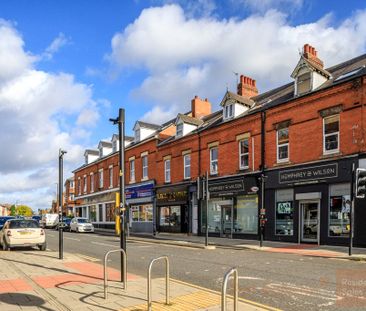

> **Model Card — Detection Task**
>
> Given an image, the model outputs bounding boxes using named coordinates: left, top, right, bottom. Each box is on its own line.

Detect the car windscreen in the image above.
left=0, top=217, right=15, bottom=225
left=9, top=220, right=39, bottom=229
left=77, top=219, right=90, bottom=223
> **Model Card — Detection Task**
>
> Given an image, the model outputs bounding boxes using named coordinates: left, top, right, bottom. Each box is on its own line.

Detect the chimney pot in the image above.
left=304, top=44, right=309, bottom=53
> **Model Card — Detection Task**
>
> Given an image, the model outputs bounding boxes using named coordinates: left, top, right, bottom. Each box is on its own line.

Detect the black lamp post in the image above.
left=59, top=149, right=67, bottom=260
left=109, top=108, right=126, bottom=282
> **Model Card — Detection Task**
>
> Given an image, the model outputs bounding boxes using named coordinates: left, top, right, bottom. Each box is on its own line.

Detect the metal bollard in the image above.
left=221, top=267, right=238, bottom=311
left=147, top=256, right=170, bottom=311
left=104, top=249, right=127, bottom=299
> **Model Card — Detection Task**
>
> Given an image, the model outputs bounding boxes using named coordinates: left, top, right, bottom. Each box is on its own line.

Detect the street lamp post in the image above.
left=59, top=149, right=67, bottom=260
left=110, top=108, right=126, bottom=282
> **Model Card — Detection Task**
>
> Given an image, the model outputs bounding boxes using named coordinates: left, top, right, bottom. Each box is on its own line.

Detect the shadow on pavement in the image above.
left=0, top=293, right=54, bottom=311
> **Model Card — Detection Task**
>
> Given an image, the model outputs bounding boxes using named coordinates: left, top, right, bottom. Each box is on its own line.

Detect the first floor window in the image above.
left=210, top=147, right=218, bottom=174
left=329, top=183, right=350, bottom=237
left=184, top=154, right=191, bottom=179
left=142, top=155, right=148, bottom=179
left=275, top=189, right=294, bottom=236
left=239, top=139, right=249, bottom=169
left=98, top=169, right=103, bottom=188
left=277, top=127, right=289, bottom=162
left=90, top=173, right=94, bottom=192
left=165, top=159, right=171, bottom=182
left=109, top=166, right=113, bottom=188
left=83, top=176, right=87, bottom=193
left=130, top=160, right=135, bottom=182
left=78, top=178, right=81, bottom=195
left=324, top=115, right=339, bottom=154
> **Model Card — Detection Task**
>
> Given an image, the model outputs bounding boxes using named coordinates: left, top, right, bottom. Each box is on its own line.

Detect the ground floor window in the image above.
left=236, top=195, right=258, bottom=234
left=131, top=204, right=153, bottom=222
left=159, top=206, right=181, bottom=230
left=329, top=183, right=350, bottom=237
left=89, top=205, right=97, bottom=222
left=105, top=202, right=116, bottom=222
left=275, top=189, right=294, bottom=236
left=98, top=204, right=103, bottom=222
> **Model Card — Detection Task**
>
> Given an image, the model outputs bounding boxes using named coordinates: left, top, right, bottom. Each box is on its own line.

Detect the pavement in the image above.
left=120, top=231, right=366, bottom=261
left=0, top=249, right=278, bottom=311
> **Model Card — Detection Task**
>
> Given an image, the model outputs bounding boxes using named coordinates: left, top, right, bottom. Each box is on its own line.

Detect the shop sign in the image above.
left=156, top=186, right=188, bottom=203
left=84, top=192, right=115, bottom=204
left=208, top=179, right=244, bottom=196
left=126, top=182, right=154, bottom=200
left=279, top=163, right=338, bottom=184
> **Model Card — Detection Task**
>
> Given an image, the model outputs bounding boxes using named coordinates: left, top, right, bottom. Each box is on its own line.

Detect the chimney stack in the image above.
left=191, top=96, right=211, bottom=119
left=303, top=43, right=324, bottom=68
left=237, top=75, right=258, bottom=98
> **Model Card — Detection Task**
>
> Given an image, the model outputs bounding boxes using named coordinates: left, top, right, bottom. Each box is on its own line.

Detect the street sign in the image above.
left=356, top=168, right=366, bottom=199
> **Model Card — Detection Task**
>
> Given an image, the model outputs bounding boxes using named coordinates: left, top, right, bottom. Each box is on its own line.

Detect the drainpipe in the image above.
left=260, top=110, right=267, bottom=247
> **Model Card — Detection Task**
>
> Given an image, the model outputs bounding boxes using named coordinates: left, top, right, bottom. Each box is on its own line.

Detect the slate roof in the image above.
left=220, top=91, right=255, bottom=107
left=135, top=121, right=161, bottom=130
left=177, top=113, right=204, bottom=126
left=84, top=149, right=99, bottom=155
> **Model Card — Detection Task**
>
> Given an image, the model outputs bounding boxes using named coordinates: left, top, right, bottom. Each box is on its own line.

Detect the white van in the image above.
left=41, top=214, right=59, bottom=228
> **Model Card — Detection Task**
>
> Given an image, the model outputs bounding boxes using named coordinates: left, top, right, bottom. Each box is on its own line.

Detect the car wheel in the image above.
left=2, top=240, right=9, bottom=251
left=39, top=242, right=47, bottom=251
left=76, top=227, right=79, bottom=233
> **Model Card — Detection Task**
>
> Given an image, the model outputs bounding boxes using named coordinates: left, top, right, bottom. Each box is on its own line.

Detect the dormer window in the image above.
left=112, top=141, right=117, bottom=153
left=297, top=72, right=311, bottom=96
left=224, top=104, right=234, bottom=119
left=176, top=123, right=183, bottom=137
left=135, top=128, right=140, bottom=142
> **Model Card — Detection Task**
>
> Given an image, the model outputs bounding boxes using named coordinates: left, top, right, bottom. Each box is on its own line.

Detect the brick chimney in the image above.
left=191, top=96, right=211, bottom=119
left=237, top=75, right=258, bottom=98
left=303, top=43, right=324, bottom=68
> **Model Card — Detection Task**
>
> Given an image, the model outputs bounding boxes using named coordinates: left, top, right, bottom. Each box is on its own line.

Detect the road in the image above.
left=45, top=230, right=366, bottom=311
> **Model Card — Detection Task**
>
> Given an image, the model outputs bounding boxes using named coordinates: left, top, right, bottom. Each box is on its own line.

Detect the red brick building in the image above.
left=72, top=44, right=366, bottom=246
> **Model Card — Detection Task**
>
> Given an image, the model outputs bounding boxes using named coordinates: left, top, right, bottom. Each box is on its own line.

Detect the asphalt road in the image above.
left=44, top=230, right=366, bottom=311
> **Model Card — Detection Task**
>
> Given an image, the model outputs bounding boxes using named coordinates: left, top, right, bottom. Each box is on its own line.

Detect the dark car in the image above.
left=0, top=216, right=15, bottom=230
left=32, top=215, right=41, bottom=224
left=57, top=217, right=72, bottom=231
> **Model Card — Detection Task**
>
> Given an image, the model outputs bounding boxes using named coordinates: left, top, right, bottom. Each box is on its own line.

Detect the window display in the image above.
left=329, top=184, right=350, bottom=237
left=236, top=195, right=258, bottom=234
left=159, top=206, right=181, bottom=229
left=275, top=189, right=294, bottom=236
left=131, top=204, right=153, bottom=222
left=105, top=203, right=115, bottom=222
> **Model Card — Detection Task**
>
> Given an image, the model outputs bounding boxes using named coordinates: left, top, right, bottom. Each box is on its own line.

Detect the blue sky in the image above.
left=0, top=0, right=365, bottom=210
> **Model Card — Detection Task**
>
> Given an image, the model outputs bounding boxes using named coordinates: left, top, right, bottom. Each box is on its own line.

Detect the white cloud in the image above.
left=77, top=107, right=100, bottom=126
left=0, top=21, right=100, bottom=211
left=42, top=32, right=69, bottom=60
left=108, top=5, right=366, bottom=123
left=237, top=0, right=304, bottom=13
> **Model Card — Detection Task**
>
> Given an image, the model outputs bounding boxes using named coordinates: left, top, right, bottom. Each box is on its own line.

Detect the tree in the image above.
left=10, top=205, right=16, bottom=216
left=16, top=205, right=33, bottom=217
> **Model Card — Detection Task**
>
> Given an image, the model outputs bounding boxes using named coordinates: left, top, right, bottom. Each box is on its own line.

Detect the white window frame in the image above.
left=176, top=123, right=183, bottom=137
left=239, top=139, right=249, bottom=169
left=130, top=160, right=135, bottom=182
left=210, top=147, right=218, bottom=175
left=142, top=155, right=148, bottom=179
left=277, top=127, right=289, bottom=163
left=98, top=169, right=103, bottom=189
left=135, top=128, right=140, bottom=142
left=109, top=166, right=113, bottom=188
left=78, top=177, right=81, bottom=195
left=323, top=115, right=340, bottom=155
left=83, top=175, right=87, bottom=193
left=224, top=104, right=234, bottom=119
left=165, top=159, right=171, bottom=183
left=184, top=154, right=191, bottom=179
left=90, top=173, right=94, bottom=193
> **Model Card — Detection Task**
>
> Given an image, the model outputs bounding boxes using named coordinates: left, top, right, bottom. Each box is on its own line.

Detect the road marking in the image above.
left=239, top=276, right=265, bottom=281
left=76, top=253, right=100, bottom=262
left=91, top=241, right=119, bottom=248
left=64, top=237, right=81, bottom=241
left=47, top=234, right=55, bottom=237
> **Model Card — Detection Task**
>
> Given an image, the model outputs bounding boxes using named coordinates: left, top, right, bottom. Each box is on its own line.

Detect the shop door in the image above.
left=221, top=205, right=232, bottom=238
left=300, top=201, right=320, bottom=243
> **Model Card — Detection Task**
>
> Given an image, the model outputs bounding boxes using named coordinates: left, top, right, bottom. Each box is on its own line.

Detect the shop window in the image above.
left=275, top=189, right=294, bottom=236
left=109, top=166, right=113, bottom=188
left=236, top=195, right=258, bottom=234
left=130, top=160, right=135, bottom=182
left=142, top=155, right=148, bottom=179
left=239, top=139, right=249, bottom=169
left=329, top=183, right=350, bottom=237
left=89, top=205, right=97, bottom=222
left=323, top=115, right=339, bottom=154
left=277, top=127, right=289, bottom=163
left=210, top=147, right=218, bottom=175
left=90, top=173, right=94, bottom=192
left=184, top=154, right=191, bottom=179
left=131, top=204, right=153, bottom=222
left=98, top=204, right=103, bottom=222
left=165, top=159, right=171, bottom=182
left=105, top=203, right=115, bottom=222
left=159, top=206, right=181, bottom=229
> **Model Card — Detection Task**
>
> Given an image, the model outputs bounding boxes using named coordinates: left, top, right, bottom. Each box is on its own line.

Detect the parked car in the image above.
left=0, top=216, right=15, bottom=230
left=70, top=218, right=94, bottom=233
left=41, top=213, right=59, bottom=228
left=57, top=217, right=72, bottom=231
left=0, top=219, right=47, bottom=251
left=32, top=215, right=41, bottom=224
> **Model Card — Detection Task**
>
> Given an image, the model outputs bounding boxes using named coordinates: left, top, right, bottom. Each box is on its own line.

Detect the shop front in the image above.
left=200, top=175, right=259, bottom=239
left=265, top=158, right=356, bottom=245
left=126, top=181, right=154, bottom=234
left=156, top=184, right=189, bottom=233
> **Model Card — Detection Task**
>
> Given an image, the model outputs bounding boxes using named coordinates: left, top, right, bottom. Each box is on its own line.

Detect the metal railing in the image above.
left=103, top=249, right=127, bottom=299
left=221, top=267, right=239, bottom=311
left=147, top=256, right=170, bottom=311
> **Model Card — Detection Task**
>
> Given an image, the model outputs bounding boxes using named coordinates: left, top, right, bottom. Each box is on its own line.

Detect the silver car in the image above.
left=70, top=217, right=94, bottom=233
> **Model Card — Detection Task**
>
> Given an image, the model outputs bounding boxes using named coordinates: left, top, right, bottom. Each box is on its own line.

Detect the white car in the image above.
left=70, top=217, right=94, bottom=233
left=0, top=219, right=47, bottom=251
left=41, top=213, right=59, bottom=229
